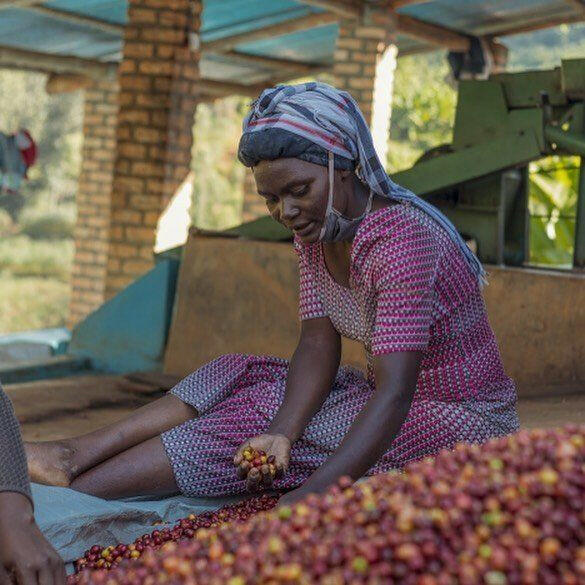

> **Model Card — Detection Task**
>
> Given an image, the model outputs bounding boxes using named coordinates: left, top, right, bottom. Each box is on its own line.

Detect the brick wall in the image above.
left=68, top=79, right=119, bottom=327
left=333, top=18, right=396, bottom=162
left=105, top=0, right=202, bottom=299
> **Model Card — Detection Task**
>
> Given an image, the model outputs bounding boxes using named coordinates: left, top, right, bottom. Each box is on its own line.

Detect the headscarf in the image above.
left=237, top=81, right=486, bottom=285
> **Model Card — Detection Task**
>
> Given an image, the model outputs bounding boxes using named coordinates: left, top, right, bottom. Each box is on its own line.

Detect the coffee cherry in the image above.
left=70, top=426, right=583, bottom=585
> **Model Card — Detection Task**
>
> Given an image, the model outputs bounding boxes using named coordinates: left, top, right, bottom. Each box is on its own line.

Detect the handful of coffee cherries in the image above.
left=234, top=446, right=282, bottom=490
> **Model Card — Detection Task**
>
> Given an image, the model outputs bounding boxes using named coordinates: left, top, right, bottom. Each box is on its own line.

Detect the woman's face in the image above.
left=253, top=158, right=347, bottom=243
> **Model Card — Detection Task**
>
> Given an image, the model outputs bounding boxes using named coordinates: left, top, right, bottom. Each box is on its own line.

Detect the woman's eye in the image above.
left=291, top=186, right=309, bottom=197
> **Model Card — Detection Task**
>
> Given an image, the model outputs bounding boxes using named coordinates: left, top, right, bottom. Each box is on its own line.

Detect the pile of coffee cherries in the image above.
left=71, top=495, right=277, bottom=576
left=77, top=425, right=584, bottom=585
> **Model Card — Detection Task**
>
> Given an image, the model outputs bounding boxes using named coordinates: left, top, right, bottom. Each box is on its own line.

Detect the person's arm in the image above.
left=269, top=316, right=341, bottom=441
left=279, top=351, right=421, bottom=502
left=0, top=385, right=66, bottom=585
left=0, top=386, right=31, bottom=501
left=234, top=317, right=340, bottom=488
left=279, top=217, right=439, bottom=503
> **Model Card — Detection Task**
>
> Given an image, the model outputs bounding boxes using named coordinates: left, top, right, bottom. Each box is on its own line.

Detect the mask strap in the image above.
left=319, top=151, right=336, bottom=240
left=365, top=189, right=374, bottom=215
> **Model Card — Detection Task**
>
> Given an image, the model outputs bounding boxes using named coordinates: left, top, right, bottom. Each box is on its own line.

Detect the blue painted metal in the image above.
left=68, top=259, right=180, bottom=374
left=0, top=355, right=92, bottom=385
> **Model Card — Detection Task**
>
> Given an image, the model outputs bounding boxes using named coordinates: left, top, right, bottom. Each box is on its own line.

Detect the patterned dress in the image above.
left=162, top=203, right=519, bottom=497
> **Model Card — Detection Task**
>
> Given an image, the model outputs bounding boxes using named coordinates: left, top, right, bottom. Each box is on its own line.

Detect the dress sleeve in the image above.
left=0, top=383, right=32, bottom=502
left=370, top=219, right=441, bottom=355
left=294, top=238, right=328, bottom=321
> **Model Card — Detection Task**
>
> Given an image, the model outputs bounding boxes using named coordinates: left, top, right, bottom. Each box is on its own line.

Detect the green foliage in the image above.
left=20, top=214, right=74, bottom=240
left=191, top=96, right=249, bottom=231
left=0, top=276, right=69, bottom=332
left=528, top=156, right=578, bottom=267
left=506, top=23, right=585, bottom=71
left=0, top=235, right=73, bottom=281
left=387, top=51, right=457, bottom=173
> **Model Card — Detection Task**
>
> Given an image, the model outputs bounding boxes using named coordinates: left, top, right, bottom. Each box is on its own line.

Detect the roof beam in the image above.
left=0, top=44, right=274, bottom=98
left=1, top=4, right=328, bottom=76
left=24, top=4, right=123, bottom=35
left=369, top=10, right=471, bottom=52
left=46, top=72, right=93, bottom=94
left=0, top=1, right=38, bottom=7
left=493, top=12, right=585, bottom=37
left=222, top=50, right=328, bottom=75
left=300, top=0, right=470, bottom=52
left=564, top=0, right=585, bottom=15
left=0, top=45, right=116, bottom=79
left=201, top=12, right=338, bottom=53
left=0, top=1, right=123, bottom=35
left=388, top=0, right=430, bottom=8
left=3, top=4, right=333, bottom=77
left=394, top=13, right=470, bottom=52
left=297, top=1, right=360, bottom=19
left=195, top=79, right=267, bottom=98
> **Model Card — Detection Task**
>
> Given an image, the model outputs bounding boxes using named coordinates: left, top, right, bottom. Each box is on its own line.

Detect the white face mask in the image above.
left=318, top=151, right=373, bottom=242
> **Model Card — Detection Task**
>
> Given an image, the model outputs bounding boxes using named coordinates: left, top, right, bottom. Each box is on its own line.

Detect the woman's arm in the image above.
left=268, top=316, right=341, bottom=442
left=0, top=386, right=32, bottom=501
left=281, top=351, right=421, bottom=501
left=0, top=385, right=66, bottom=585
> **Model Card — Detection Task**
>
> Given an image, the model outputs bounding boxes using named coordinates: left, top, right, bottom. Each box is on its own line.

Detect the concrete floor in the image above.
left=7, top=373, right=170, bottom=442
left=517, top=392, right=585, bottom=429
left=7, top=374, right=584, bottom=442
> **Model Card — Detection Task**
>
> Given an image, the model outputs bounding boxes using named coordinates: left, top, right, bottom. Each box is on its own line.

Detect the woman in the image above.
left=26, top=83, right=519, bottom=505
left=0, top=383, right=66, bottom=585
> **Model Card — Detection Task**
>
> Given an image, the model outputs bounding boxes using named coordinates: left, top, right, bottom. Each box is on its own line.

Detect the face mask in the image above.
left=319, top=151, right=373, bottom=242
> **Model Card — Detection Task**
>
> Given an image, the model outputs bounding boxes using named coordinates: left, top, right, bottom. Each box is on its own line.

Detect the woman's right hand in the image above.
left=233, top=434, right=291, bottom=491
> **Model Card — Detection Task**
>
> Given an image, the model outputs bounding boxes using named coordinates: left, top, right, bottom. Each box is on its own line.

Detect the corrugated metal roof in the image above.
left=399, top=0, right=577, bottom=35
left=0, top=0, right=583, bottom=85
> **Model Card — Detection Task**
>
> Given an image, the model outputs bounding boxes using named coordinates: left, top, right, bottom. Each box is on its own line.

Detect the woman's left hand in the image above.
left=277, top=481, right=328, bottom=507
left=277, top=487, right=309, bottom=508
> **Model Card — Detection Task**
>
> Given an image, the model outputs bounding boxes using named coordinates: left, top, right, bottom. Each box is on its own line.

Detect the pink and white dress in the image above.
left=162, top=203, right=519, bottom=497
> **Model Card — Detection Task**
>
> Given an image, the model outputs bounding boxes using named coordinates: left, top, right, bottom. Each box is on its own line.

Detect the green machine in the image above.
left=393, top=58, right=585, bottom=268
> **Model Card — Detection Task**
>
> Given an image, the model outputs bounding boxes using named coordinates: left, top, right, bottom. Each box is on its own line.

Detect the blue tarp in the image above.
left=32, top=483, right=245, bottom=572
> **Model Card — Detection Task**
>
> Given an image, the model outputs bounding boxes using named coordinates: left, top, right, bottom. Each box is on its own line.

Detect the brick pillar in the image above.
left=68, top=79, right=119, bottom=327
left=333, top=19, right=397, bottom=164
left=105, top=0, right=201, bottom=299
left=241, top=168, right=266, bottom=222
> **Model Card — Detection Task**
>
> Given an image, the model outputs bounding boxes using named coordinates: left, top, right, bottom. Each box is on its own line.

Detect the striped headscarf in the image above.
left=238, top=81, right=486, bottom=285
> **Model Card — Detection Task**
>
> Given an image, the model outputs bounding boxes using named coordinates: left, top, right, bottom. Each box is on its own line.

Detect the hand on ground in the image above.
left=0, top=493, right=66, bottom=585
left=233, top=434, right=291, bottom=491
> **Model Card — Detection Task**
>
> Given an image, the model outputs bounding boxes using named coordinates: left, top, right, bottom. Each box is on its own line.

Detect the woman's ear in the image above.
left=338, top=169, right=352, bottom=182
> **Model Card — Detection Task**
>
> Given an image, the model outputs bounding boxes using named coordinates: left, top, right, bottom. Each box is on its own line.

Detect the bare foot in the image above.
left=25, top=440, right=79, bottom=487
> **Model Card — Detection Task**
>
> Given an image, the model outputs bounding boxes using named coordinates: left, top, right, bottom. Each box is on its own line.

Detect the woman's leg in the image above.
left=26, top=394, right=196, bottom=487
left=69, top=436, right=178, bottom=500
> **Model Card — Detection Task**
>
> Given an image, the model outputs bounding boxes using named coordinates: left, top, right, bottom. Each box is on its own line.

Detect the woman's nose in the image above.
left=280, top=198, right=299, bottom=221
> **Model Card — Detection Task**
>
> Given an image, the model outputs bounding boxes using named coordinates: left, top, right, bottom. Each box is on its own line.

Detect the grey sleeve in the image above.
left=0, top=383, right=32, bottom=502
